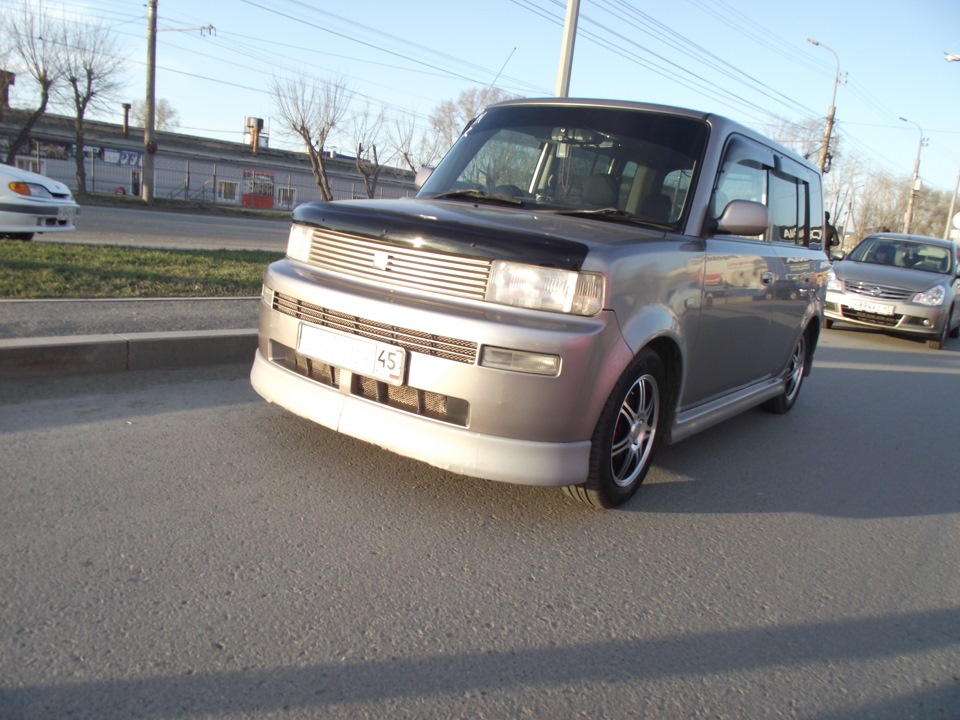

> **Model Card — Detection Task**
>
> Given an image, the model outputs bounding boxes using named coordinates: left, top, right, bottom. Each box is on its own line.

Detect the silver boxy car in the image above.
left=825, top=232, right=960, bottom=349
left=251, top=98, right=829, bottom=508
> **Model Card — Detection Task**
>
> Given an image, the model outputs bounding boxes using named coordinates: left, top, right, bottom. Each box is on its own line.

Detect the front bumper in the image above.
left=250, top=259, right=636, bottom=486
left=0, top=199, right=79, bottom=233
left=824, top=290, right=948, bottom=338
left=251, top=349, right=590, bottom=486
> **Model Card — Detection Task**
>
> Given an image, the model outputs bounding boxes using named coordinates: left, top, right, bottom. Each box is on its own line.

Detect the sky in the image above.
left=15, top=0, right=960, bottom=198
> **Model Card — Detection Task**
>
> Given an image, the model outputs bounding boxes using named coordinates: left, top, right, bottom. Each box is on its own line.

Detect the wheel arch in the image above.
left=640, top=334, right=683, bottom=445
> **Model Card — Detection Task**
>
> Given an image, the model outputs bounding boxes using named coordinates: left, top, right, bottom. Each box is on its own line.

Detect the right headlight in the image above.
left=286, top=224, right=313, bottom=262
left=826, top=268, right=843, bottom=292
left=913, top=284, right=946, bottom=307
left=485, top=260, right=605, bottom=316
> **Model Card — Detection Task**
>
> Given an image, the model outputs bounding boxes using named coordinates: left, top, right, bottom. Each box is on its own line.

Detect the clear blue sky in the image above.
left=50, top=0, right=960, bottom=194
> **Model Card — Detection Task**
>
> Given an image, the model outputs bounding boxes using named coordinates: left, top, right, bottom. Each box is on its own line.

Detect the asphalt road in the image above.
left=42, top=204, right=290, bottom=251
left=2, top=326, right=958, bottom=718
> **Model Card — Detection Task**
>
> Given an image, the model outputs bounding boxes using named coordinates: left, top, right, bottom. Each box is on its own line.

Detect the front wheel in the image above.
left=929, top=304, right=958, bottom=348
left=927, top=319, right=949, bottom=350
left=564, top=348, right=665, bottom=509
left=762, top=332, right=807, bottom=414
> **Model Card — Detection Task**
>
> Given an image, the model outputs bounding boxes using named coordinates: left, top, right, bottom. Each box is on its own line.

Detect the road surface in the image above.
left=1, top=314, right=958, bottom=718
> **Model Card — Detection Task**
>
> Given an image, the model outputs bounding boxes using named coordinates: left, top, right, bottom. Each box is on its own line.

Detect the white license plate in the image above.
left=298, top=325, right=406, bottom=385
left=848, top=299, right=894, bottom=316
left=57, top=206, right=75, bottom=223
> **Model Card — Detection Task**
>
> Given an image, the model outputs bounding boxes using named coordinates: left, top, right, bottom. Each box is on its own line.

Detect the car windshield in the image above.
left=418, top=104, right=709, bottom=230
left=848, top=236, right=954, bottom=274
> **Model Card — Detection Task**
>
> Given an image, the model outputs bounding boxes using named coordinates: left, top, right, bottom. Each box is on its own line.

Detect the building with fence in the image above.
left=0, top=109, right=418, bottom=209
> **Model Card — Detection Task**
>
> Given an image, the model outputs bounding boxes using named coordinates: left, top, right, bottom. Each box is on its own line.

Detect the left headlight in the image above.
left=913, top=284, right=946, bottom=307
left=485, top=260, right=604, bottom=316
left=8, top=181, right=53, bottom=198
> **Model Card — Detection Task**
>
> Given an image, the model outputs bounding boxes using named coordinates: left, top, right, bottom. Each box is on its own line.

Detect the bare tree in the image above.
left=59, top=20, right=124, bottom=195
left=429, top=87, right=516, bottom=156
left=351, top=104, right=386, bottom=199
left=131, top=98, right=180, bottom=131
left=271, top=72, right=352, bottom=201
left=1, top=1, right=65, bottom=164
left=390, top=109, right=443, bottom=174
left=763, top=116, right=824, bottom=168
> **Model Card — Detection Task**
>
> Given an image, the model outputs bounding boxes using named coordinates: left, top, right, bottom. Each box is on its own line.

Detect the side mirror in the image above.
left=414, top=166, right=434, bottom=189
left=715, top=199, right=768, bottom=236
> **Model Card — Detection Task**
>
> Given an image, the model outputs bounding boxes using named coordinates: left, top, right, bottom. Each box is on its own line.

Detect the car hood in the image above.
left=292, top=198, right=668, bottom=271
left=0, top=163, right=73, bottom=197
left=832, top=260, right=952, bottom=292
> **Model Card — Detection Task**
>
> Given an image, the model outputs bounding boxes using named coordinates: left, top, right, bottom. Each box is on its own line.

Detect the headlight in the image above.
left=286, top=224, right=313, bottom=262
left=485, top=260, right=604, bottom=316
left=826, top=269, right=843, bottom=292
left=913, top=284, right=946, bottom=306
left=8, top=181, right=53, bottom=198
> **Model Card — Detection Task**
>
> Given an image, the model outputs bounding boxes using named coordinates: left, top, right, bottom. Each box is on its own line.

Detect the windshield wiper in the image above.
left=553, top=207, right=668, bottom=226
left=427, top=188, right=523, bottom=206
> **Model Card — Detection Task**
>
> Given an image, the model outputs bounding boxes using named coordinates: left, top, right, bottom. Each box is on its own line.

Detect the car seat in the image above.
left=639, top=193, right=672, bottom=222
left=583, top=175, right=618, bottom=207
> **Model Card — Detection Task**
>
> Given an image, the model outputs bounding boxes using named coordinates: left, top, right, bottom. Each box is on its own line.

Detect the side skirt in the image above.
left=667, top=376, right=785, bottom=445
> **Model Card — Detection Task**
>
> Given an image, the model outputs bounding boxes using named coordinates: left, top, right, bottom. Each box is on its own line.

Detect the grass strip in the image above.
left=0, top=242, right=283, bottom=299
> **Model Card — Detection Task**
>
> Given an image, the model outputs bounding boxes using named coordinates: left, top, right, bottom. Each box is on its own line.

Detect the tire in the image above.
left=1, top=232, right=34, bottom=241
left=927, top=320, right=948, bottom=350
left=948, top=305, right=959, bottom=339
left=762, top=332, right=807, bottom=414
left=564, top=348, right=664, bottom=509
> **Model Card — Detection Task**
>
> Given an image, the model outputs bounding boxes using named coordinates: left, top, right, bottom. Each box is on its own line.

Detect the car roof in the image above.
left=862, top=232, right=954, bottom=248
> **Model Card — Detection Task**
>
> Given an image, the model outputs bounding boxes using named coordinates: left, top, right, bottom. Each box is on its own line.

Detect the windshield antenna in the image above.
left=488, top=47, right=517, bottom=90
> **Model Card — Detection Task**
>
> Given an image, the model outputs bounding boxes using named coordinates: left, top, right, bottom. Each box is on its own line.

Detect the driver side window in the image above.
left=714, top=160, right=766, bottom=219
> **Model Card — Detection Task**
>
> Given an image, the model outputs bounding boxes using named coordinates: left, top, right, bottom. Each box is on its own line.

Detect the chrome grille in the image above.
left=305, top=227, right=492, bottom=300
left=273, top=292, right=478, bottom=364
left=843, top=281, right=912, bottom=301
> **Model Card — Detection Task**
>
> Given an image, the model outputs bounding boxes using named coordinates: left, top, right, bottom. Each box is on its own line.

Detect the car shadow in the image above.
left=621, top=336, right=960, bottom=519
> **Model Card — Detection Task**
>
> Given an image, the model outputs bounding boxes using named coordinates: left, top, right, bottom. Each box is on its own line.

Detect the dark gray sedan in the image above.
left=825, top=232, right=960, bottom=349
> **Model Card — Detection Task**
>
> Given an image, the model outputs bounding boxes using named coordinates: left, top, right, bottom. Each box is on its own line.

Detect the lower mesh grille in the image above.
left=841, top=308, right=902, bottom=327
left=293, top=353, right=466, bottom=426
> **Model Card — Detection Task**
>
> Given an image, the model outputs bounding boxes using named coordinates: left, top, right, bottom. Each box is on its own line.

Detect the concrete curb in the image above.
left=0, top=329, right=257, bottom=377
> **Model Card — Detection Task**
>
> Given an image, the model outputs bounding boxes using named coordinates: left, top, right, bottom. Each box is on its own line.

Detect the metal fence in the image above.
left=19, top=153, right=417, bottom=208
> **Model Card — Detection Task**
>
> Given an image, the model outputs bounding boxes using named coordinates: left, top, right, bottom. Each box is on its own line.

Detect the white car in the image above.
left=0, top=163, right=79, bottom=240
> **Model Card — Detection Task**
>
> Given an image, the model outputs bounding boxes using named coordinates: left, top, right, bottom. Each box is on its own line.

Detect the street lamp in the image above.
left=808, top=38, right=841, bottom=173
left=899, top=116, right=925, bottom=234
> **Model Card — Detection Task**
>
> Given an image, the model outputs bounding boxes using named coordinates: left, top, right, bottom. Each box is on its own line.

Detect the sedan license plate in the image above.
left=298, top=325, right=406, bottom=385
left=57, top=206, right=75, bottom=223
left=848, top=299, right=894, bottom=316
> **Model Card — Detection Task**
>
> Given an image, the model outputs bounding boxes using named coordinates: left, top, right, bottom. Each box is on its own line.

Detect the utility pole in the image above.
left=142, top=0, right=157, bottom=205
left=899, top=116, right=925, bottom=235
left=140, top=2, right=213, bottom=205
left=555, top=0, right=580, bottom=97
left=944, top=167, right=959, bottom=240
left=807, top=38, right=842, bottom=173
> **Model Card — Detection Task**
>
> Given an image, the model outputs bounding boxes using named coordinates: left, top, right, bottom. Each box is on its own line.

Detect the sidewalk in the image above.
left=0, top=297, right=260, bottom=377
